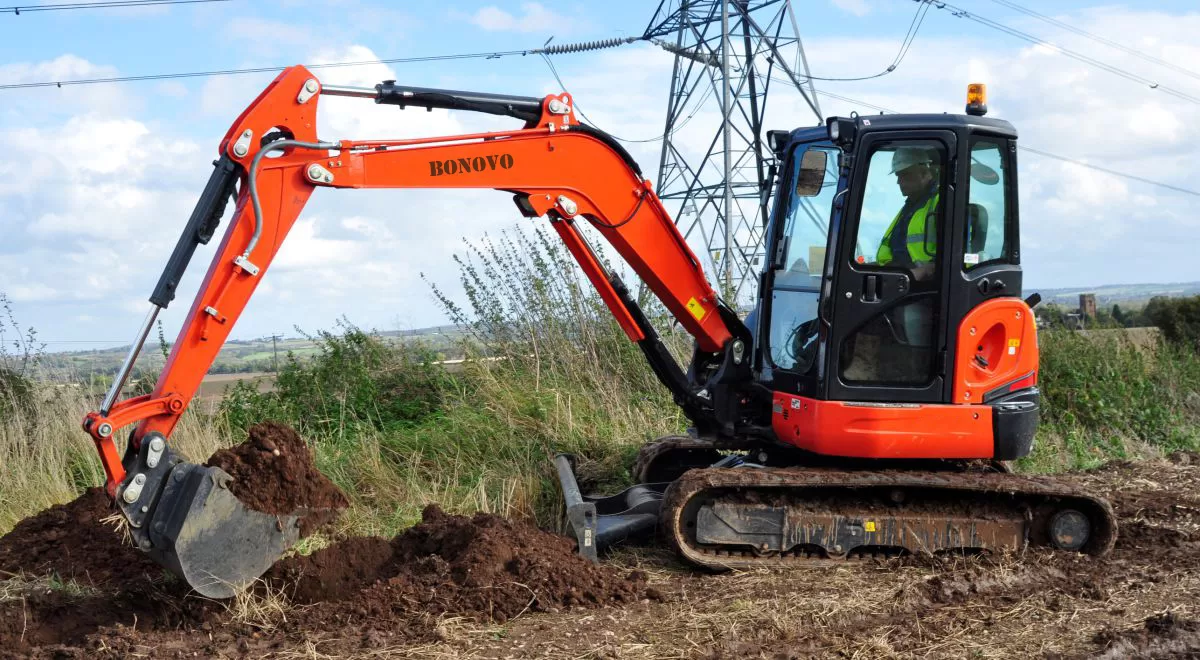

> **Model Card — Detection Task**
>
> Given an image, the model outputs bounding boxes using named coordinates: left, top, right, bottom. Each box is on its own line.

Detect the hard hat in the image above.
left=890, top=147, right=932, bottom=174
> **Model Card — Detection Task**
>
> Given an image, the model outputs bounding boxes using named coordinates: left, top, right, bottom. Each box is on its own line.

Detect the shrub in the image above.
left=219, top=321, right=453, bottom=436
left=1145, top=295, right=1200, bottom=349
left=0, top=293, right=43, bottom=421
left=1028, top=328, right=1200, bottom=470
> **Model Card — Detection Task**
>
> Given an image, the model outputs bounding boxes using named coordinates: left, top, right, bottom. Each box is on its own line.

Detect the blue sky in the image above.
left=2, top=0, right=1199, bottom=352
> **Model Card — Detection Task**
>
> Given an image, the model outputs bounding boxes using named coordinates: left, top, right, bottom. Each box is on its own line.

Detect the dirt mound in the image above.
left=0, top=488, right=160, bottom=587
left=269, top=505, right=654, bottom=623
left=267, top=536, right=395, bottom=603
left=206, top=422, right=348, bottom=535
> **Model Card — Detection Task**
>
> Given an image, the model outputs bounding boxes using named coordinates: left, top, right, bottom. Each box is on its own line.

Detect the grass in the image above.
left=0, top=383, right=227, bottom=533
left=1019, top=327, right=1200, bottom=472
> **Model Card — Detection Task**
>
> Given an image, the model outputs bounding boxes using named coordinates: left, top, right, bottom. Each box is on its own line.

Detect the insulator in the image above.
left=650, top=38, right=721, bottom=68
left=535, top=36, right=639, bottom=55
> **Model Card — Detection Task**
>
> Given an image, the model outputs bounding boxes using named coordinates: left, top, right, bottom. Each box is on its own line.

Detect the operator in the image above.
left=876, top=146, right=939, bottom=281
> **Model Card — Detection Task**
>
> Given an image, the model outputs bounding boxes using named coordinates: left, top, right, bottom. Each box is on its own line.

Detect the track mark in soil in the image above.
left=205, top=422, right=348, bottom=536
left=1091, top=612, right=1200, bottom=659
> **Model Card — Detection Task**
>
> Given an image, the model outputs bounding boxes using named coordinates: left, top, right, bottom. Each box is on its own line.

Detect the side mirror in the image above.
left=970, top=159, right=1000, bottom=185
left=794, top=150, right=828, bottom=197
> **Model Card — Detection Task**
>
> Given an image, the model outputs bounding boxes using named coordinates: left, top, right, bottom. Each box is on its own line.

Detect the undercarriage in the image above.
left=558, top=436, right=1117, bottom=566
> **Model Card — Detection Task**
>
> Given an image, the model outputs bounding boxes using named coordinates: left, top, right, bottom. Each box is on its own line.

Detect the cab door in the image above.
left=826, top=130, right=957, bottom=403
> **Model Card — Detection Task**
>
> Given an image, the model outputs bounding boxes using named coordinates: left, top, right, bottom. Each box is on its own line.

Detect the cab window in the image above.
left=850, top=140, right=946, bottom=279
left=964, top=140, right=1011, bottom=269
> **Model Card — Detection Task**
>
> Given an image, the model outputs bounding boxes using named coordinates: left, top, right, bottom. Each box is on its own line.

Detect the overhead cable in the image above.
left=986, top=0, right=1200, bottom=83
left=1, top=49, right=536, bottom=90
left=920, top=0, right=1200, bottom=106
left=1, top=0, right=228, bottom=14
left=800, top=0, right=932, bottom=82
left=768, top=76, right=1200, bottom=198
left=1, top=35, right=642, bottom=90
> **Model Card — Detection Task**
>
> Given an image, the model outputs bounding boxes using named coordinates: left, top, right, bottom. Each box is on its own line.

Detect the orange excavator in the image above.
left=82, top=66, right=1115, bottom=597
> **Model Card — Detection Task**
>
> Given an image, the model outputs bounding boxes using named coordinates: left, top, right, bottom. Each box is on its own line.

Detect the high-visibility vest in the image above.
left=876, top=193, right=939, bottom=265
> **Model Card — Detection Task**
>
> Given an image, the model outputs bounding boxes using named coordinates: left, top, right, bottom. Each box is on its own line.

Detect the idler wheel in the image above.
left=1049, top=509, right=1091, bottom=551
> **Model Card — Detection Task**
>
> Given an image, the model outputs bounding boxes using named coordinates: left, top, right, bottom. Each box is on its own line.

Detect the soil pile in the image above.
left=0, top=488, right=159, bottom=587
left=206, top=421, right=348, bottom=535
left=268, top=504, right=654, bottom=623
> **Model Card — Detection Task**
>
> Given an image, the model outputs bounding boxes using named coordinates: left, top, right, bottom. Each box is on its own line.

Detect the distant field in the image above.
left=196, top=372, right=275, bottom=402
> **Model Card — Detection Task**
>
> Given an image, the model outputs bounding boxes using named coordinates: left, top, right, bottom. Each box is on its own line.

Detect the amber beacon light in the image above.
left=966, top=83, right=988, bottom=116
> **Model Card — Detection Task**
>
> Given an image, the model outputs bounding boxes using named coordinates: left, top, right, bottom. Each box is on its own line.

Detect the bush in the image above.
left=1145, top=295, right=1200, bottom=349
left=1027, top=328, right=1200, bottom=470
left=219, top=321, right=453, bottom=437
left=0, top=292, right=43, bottom=421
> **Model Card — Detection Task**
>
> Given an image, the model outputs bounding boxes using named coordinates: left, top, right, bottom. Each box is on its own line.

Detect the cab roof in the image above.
left=786, top=113, right=1018, bottom=145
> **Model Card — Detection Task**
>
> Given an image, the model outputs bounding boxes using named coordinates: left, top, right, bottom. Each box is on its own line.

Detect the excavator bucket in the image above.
left=141, top=462, right=300, bottom=598
left=114, top=440, right=304, bottom=598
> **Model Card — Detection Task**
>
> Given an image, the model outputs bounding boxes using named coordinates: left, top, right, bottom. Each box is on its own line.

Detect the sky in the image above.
left=1, top=0, right=1198, bottom=353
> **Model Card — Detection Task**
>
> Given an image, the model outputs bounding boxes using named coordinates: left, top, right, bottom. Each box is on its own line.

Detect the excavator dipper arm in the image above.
left=79, top=66, right=746, bottom=594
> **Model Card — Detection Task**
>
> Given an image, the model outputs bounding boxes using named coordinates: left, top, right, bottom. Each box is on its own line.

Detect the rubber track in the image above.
left=661, top=467, right=1118, bottom=569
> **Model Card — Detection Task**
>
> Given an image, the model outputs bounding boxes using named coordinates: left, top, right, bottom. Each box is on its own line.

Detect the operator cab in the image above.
left=755, top=89, right=1021, bottom=409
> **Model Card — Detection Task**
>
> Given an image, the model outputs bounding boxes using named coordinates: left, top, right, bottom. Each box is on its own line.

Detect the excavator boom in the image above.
left=82, top=66, right=747, bottom=595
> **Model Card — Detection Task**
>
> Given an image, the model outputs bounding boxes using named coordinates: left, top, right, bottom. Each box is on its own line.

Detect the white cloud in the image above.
left=468, top=2, right=566, bottom=33
left=831, top=0, right=870, bottom=17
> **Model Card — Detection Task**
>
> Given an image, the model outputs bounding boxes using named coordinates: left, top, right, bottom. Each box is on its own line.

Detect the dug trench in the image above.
left=1, top=434, right=1199, bottom=658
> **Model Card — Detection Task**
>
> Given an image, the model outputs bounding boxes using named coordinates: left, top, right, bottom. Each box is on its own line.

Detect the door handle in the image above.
left=863, top=274, right=879, bottom=302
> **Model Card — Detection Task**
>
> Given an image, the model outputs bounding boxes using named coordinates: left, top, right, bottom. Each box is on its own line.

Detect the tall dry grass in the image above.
left=0, top=383, right=227, bottom=534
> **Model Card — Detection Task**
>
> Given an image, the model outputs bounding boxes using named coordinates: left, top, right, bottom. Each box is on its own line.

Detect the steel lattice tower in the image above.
left=643, top=0, right=822, bottom=302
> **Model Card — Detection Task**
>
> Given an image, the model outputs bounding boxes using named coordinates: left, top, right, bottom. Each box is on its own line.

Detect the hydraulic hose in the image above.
left=243, top=138, right=339, bottom=265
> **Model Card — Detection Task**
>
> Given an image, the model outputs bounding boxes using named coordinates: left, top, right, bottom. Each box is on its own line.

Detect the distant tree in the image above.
left=1144, top=295, right=1200, bottom=348
left=1112, top=304, right=1126, bottom=326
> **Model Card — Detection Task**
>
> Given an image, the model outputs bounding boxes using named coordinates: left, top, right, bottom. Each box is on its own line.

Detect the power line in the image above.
left=0, top=48, right=537, bottom=90
left=1016, top=145, right=1200, bottom=198
left=769, top=77, right=1200, bottom=198
left=800, top=0, right=932, bottom=82
left=0, top=35, right=647, bottom=91
left=920, top=0, right=1200, bottom=106
left=985, top=0, right=1200, bottom=84
left=1, top=0, right=227, bottom=14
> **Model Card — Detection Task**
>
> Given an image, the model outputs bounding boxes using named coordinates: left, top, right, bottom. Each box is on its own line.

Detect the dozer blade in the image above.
left=143, top=462, right=299, bottom=598
left=115, top=439, right=301, bottom=598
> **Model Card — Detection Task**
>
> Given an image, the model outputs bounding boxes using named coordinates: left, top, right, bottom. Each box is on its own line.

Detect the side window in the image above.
left=965, top=140, right=1010, bottom=269
left=775, top=146, right=839, bottom=287
left=768, top=145, right=839, bottom=372
left=851, top=141, right=946, bottom=281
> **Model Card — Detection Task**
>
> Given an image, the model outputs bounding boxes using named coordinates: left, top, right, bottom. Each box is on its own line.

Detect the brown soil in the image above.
left=206, top=421, right=348, bottom=535
left=0, top=488, right=160, bottom=587
left=2, top=453, right=1200, bottom=658
left=267, top=505, right=650, bottom=620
